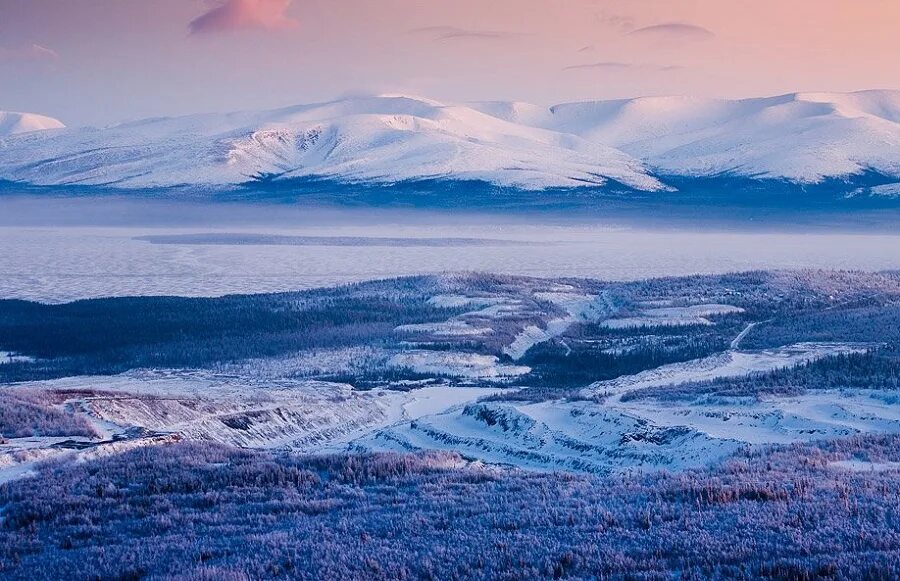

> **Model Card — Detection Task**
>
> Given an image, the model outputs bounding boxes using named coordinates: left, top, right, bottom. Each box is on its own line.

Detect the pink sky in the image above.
left=1, top=0, right=898, bottom=125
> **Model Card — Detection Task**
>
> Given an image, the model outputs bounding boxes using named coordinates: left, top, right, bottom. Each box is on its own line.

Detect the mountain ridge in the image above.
left=2, top=90, right=899, bottom=193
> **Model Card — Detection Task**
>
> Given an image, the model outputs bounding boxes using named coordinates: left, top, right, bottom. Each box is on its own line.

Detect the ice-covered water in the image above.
left=1, top=206, right=899, bottom=302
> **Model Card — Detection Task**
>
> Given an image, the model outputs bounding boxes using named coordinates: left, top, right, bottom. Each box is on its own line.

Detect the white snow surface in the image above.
left=585, top=342, right=869, bottom=396
left=395, top=321, right=490, bottom=337
left=2, top=370, right=503, bottom=451
left=611, top=390, right=900, bottom=447
left=600, top=303, right=744, bottom=329
left=0, top=95, right=661, bottom=191
left=2, top=225, right=900, bottom=304
left=358, top=386, right=900, bottom=475
left=389, top=351, right=530, bottom=380
left=2, top=341, right=897, bottom=479
left=0, top=351, right=34, bottom=364
left=3, top=90, right=900, bottom=189
left=503, top=291, right=614, bottom=359
left=0, top=369, right=504, bottom=483
left=828, top=460, right=900, bottom=473
left=359, top=342, right=895, bottom=474
left=546, top=90, right=900, bottom=182
left=358, top=398, right=745, bottom=474
left=0, top=111, right=64, bottom=137
left=868, top=183, right=900, bottom=197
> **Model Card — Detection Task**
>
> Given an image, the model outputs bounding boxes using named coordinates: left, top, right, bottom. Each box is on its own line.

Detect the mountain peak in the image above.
left=0, top=111, right=65, bottom=137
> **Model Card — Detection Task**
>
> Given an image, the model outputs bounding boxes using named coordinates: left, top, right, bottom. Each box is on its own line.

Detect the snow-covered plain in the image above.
left=3, top=90, right=900, bottom=189
left=2, top=224, right=900, bottom=303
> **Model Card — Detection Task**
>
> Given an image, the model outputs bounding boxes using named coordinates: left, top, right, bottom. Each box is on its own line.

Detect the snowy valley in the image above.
left=3, top=270, right=899, bottom=481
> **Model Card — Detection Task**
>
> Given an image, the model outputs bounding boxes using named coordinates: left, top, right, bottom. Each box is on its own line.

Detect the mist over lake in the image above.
left=1, top=198, right=898, bottom=303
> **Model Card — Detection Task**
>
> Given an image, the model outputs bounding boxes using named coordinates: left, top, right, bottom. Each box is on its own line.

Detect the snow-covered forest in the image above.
left=1, top=270, right=899, bottom=577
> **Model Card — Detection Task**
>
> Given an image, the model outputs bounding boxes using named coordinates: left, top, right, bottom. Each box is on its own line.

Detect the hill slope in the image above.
left=0, top=95, right=661, bottom=191
left=0, top=111, right=64, bottom=136
left=545, top=90, right=900, bottom=183
left=1, top=91, right=899, bottom=192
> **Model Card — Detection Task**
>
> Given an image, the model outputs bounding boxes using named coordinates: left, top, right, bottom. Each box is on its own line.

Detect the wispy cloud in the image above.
left=0, top=43, right=59, bottom=63
left=564, top=61, right=683, bottom=73
left=189, top=0, right=299, bottom=35
left=410, top=26, right=527, bottom=42
left=564, top=61, right=632, bottom=72
left=594, top=11, right=636, bottom=32
left=628, top=22, right=715, bottom=42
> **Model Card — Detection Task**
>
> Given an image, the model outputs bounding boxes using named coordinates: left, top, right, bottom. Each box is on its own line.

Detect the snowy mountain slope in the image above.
left=2, top=90, right=899, bottom=191
left=544, top=90, right=900, bottom=182
left=0, top=111, right=64, bottom=136
left=468, top=101, right=554, bottom=127
left=0, top=95, right=662, bottom=191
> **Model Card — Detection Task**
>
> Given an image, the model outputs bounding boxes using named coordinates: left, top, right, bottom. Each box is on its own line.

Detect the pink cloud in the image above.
left=410, top=26, right=527, bottom=42
left=0, top=43, right=60, bottom=63
left=189, top=0, right=299, bottom=35
left=629, top=23, right=715, bottom=42
left=564, top=61, right=684, bottom=73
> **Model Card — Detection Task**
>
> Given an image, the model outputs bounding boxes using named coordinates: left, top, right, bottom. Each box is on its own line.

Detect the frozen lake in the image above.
left=2, top=218, right=900, bottom=303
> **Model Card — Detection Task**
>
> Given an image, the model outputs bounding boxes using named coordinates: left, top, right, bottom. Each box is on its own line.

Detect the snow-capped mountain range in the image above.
left=2, top=90, right=899, bottom=191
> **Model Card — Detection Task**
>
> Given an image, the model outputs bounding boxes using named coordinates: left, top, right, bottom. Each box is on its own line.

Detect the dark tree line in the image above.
left=0, top=292, right=461, bottom=382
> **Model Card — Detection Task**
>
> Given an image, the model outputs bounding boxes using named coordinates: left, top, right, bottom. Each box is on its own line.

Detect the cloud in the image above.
left=410, top=26, right=526, bottom=42
left=564, top=61, right=683, bottom=73
left=189, top=0, right=299, bottom=35
left=594, top=11, right=636, bottom=32
left=564, top=61, right=632, bottom=72
left=0, top=43, right=59, bottom=63
left=628, top=23, right=715, bottom=42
